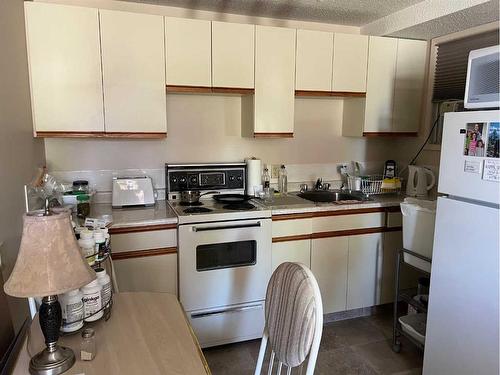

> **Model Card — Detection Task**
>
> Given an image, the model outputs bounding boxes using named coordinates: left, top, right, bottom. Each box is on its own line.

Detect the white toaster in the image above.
left=112, top=176, right=155, bottom=208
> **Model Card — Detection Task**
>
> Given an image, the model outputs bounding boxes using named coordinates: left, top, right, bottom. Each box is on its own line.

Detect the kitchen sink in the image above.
left=297, top=190, right=365, bottom=203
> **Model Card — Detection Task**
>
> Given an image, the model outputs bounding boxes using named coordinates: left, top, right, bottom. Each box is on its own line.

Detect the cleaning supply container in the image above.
left=400, top=198, right=437, bottom=272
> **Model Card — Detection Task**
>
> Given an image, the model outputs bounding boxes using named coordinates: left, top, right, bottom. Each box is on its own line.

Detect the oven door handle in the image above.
left=192, top=222, right=261, bottom=232
left=190, top=303, right=263, bottom=319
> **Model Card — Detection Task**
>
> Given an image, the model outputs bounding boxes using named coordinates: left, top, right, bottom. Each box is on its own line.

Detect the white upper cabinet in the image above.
left=295, top=29, right=333, bottom=92
left=24, top=2, right=104, bottom=133
left=251, top=25, right=296, bottom=136
left=165, top=17, right=211, bottom=87
left=392, top=39, right=427, bottom=133
left=332, top=33, right=369, bottom=92
left=100, top=10, right=166, bottom=134
left=212, top=22, right=254, bottom=89
left=364, top=36, right=398, bottom=133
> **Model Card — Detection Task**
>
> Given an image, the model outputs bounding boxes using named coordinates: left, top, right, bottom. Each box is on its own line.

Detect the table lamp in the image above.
left=4, top=208, right=96, bottom=375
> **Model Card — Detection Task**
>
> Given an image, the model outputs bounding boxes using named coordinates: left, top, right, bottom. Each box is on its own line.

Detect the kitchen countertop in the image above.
left=90, top=200, right=178, bottom=229
left=88, top=194, right=405, bottom=230
left=258, top=193, right=405, bottom=215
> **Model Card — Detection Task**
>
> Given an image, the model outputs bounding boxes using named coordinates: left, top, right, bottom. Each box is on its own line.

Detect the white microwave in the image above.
left=464, top=45, right=500, bottom=109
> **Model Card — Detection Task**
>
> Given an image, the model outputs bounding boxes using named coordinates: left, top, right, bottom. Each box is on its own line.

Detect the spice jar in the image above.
left=77, top=194, right=90, bottom=219
left=80, top=328, right=96, bottom=361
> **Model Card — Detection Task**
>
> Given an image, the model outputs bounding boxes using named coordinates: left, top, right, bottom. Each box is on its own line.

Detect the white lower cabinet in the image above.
left=346, top=233, right=383, bottom=310
left=113, top=253, right=177, bottom=294
left=311, top=237, right=349, bottom=314
left=271, top=240, right=311, bottom=271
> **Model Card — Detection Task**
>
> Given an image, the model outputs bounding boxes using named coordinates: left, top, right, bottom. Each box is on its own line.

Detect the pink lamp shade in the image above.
left=4, top=211, right=95, bottom=298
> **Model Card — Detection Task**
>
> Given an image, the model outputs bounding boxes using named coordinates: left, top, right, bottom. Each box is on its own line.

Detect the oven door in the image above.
left=178, top=218, right=272, bottom=311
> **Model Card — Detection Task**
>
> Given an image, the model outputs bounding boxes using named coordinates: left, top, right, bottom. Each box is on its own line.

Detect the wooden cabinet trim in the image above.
left=253, top=132, right=294, bottom=138
left=272, top=213, right=314, bottom=221
left=295, top=90, right=366, bottom=98
left=313, top=207, right=386, bottom=217
left=362, top=132, right=418, bottom=137
left=166, top=85, right=254, bottom=95
left=272, top=234, right=312, bottom=243
left=112, top=246, right=177, bottom=260
left=212, top=87, right=254, bottom=95
left=109, top=223, right=177, bottom=235
left=313, top=226, right=386, bottom=239
left=35, top=131, right=166, bottom=139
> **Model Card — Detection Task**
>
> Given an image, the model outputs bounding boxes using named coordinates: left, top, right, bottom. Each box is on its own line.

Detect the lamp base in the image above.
left=29, top=345, right=75, bottom=375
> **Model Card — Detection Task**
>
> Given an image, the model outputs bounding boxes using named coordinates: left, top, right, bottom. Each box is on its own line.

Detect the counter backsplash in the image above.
left=50, top=161, right=386, bottom=204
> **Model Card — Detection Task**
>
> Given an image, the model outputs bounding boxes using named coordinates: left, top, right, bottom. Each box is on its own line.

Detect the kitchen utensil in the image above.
left=406, top=166, right=436, bottom=198
left=180, top=190, right=219, bottom=204
left=212, top=193, right=253, bottom=203
left=112, top=176, right=155, bottom=208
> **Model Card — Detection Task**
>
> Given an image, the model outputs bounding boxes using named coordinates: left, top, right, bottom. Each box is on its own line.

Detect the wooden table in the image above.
left=12, top=292, right=210, bottom=374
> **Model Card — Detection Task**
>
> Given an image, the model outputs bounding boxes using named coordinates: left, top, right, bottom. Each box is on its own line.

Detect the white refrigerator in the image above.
left=423, top=110, right=500, bottom=375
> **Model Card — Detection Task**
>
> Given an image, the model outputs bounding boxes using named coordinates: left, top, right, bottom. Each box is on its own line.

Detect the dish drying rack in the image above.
left=347, top=175, right=402, bottom=196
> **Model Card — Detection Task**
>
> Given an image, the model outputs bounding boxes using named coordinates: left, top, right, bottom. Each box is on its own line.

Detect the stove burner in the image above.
left=184, top=207, right=213, bottom=214
left=223, top=202, right=255, bottom=211
left=180, top=201, right=203, bottom=206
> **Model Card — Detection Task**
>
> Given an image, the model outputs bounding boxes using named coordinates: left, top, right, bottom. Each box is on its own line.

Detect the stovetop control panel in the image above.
left=166, top=163, right=246, bottom=195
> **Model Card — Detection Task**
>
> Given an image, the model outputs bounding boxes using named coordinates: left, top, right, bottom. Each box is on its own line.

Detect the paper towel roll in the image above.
left=246, top=158, right=262, bottom=196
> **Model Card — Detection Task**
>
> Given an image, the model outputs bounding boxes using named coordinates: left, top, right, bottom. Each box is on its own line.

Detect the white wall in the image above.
left=45, top=95, right=415, bottom=171
left=0, top=0, right=46, bottom=331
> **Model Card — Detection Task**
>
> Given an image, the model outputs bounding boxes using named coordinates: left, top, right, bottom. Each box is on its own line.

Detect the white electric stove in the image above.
left=165, top=163, right=272, bottom=348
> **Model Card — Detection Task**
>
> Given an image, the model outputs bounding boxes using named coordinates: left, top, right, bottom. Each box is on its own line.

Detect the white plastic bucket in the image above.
left=400, top=198, right=436, bottom=272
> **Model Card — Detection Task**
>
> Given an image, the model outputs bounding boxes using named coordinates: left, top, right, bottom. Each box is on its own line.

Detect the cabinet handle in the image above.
left=192, top=222, right=261, bottom=232
left=190, top=303, right=262, bottom=319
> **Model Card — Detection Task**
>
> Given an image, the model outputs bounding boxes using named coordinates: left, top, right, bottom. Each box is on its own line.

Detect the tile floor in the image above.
left=203, top=309, right=423, bottom=375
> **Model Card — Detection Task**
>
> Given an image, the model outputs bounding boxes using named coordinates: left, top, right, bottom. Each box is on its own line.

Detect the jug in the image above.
left=406, top=166, right=436, bottom=198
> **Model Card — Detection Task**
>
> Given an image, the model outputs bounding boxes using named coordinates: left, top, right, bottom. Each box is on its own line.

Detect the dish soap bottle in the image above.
left=278, top=165, right=287, bottom=195
left=262, top=167, right=270, bottom=195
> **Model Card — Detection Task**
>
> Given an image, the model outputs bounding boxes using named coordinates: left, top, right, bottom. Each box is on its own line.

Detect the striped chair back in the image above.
left=255, top=262, right=323, bottom=375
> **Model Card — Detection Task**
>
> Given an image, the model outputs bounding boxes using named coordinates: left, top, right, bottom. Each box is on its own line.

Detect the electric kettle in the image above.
left=406, top=166, right=436, bottom=198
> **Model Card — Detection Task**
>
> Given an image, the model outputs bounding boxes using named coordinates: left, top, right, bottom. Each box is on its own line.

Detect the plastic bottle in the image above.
left=78, top=235, right=96, bottom=266
left=278, top=165, right=287, bottom=195
left=93, top=230, right=106, bottom=261
left=95, top=268, right=112, bottom=308
left=262, top=167, right=271, bottom=197
left=82, top=279, right=103, bottom=322
left=60, top=289, right=84, bottom=333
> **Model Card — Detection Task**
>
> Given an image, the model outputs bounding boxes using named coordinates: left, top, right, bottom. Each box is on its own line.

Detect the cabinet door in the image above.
left=311, top=237, right=348, bottom=314
left=100, top=10, right=166, bottom=134
left=392, top=39, right=428, bottom=133
left=332, top=33, right=369, bottom=93
left=272, top=240, right=311, bottom=272
left=113, top=253, right=177, bottom=294
left=364, top=36, right=398, bottom=133
left=347, top=233, right=383, bottom=310
left=24, top=2, right=104, bottom=133
left=295, top=29, right=333, bottom=91
left=212, top=22, right=254, bottom=89
left=165, top=17, right=211, bottom=87
left=254, top=26, right=296, bottom=135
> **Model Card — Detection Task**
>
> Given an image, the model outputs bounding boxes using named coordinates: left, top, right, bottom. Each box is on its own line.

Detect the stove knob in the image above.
left=236, top=176, right=242, bottom=181
left=179, top=177, right=187, bottom=184
left=190, top=176, right=198, bottom=184
left=171, top=177, right=178, bottom=184
left=229, top=175, right=235, bottom=182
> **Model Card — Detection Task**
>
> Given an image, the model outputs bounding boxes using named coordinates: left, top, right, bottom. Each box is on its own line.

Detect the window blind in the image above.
left=432, top=30, right=499, bottom=101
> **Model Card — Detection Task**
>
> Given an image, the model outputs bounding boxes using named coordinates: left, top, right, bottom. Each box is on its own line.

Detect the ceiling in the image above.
left=119, top=0, right=424, bottom=26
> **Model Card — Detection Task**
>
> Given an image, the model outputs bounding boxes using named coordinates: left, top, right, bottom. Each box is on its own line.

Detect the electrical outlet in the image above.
left=271, top=165, right=280, bottom=179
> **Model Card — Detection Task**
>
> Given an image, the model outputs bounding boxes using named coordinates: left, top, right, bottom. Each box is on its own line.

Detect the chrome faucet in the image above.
left=315, top=178, right=323, bottom=190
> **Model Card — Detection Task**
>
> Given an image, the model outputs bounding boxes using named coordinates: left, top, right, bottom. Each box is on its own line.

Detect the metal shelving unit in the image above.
left=392, top=248, right=431, bottom=353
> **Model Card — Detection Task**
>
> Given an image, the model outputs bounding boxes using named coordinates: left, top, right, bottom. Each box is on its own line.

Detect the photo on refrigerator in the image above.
left=486, top=122, right=499, bottom=158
